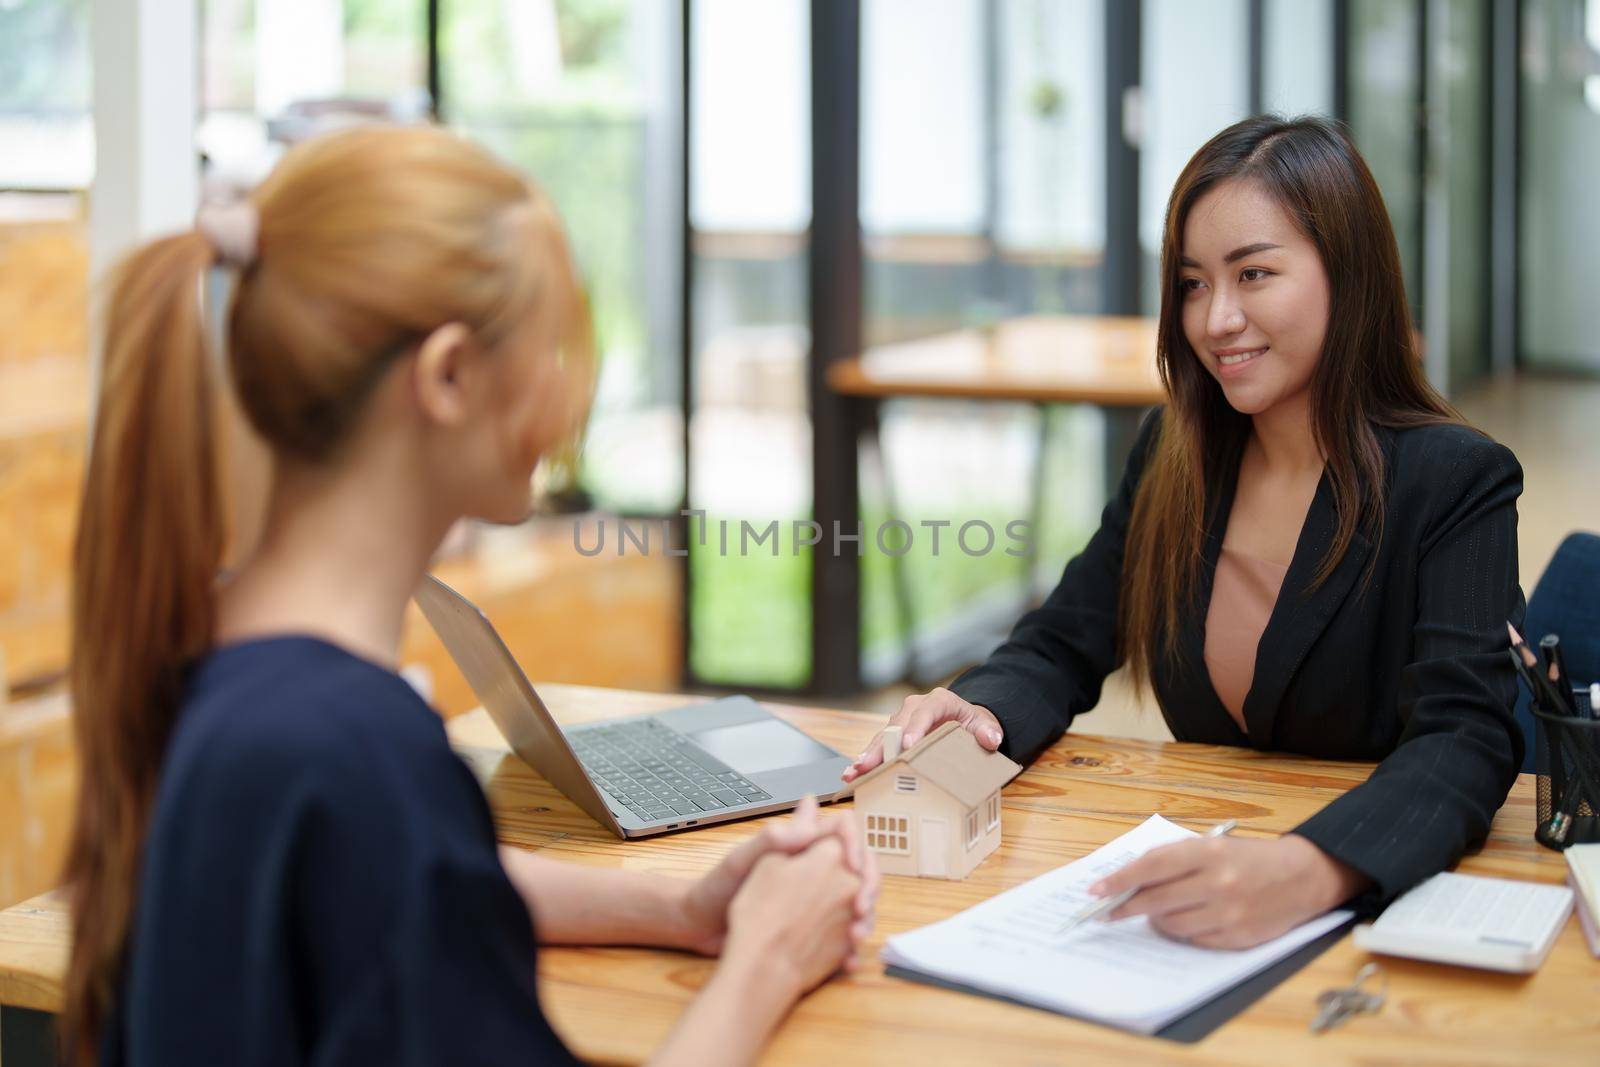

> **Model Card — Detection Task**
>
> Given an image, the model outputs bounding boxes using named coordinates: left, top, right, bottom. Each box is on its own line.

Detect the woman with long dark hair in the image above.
left=844, top=114, right=1524, bottom=948
left=65, top=125, right=877, bottom=1066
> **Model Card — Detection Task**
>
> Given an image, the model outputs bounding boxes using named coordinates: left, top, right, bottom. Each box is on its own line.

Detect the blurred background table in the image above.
left=829, top=314, right=1164, bottom=414
left=828, top=315, right=1165, bottom=683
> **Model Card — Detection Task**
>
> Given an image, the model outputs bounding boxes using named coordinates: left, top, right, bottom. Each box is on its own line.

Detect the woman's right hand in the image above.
left=720, top=836, right=861, bottom=1002
left=840, top=687, right=1004, bottom=783
left=652, top=837, right=865, bottom=1067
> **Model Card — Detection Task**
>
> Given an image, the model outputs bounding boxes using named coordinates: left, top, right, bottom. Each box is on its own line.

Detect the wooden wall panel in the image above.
left=0, top=695, right=75, bottom=910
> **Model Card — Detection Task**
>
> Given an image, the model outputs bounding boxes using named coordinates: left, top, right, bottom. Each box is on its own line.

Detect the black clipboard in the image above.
left=883, top=915, right=1356, bottom=1043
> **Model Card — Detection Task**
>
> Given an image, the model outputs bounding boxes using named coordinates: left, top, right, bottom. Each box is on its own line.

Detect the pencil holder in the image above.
left=1533, top=688, right=1600, bottom=850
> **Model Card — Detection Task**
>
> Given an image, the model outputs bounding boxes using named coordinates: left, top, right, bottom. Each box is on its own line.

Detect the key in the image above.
left=1310, top=963, right=1386, bottom=1033
left=1311, top=992, right=1356, bottom=1033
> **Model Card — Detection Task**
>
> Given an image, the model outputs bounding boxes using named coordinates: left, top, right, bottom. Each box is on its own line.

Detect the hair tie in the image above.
left=195, top=198, right=259, bottom=270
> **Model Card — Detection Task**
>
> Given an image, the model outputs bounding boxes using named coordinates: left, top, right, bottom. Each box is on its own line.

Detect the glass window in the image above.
left=199, top=1, right=429, bottom=183
left=688, top=0, right=811, bottom=687
left=0, top=0, right=92, bottom=189
left=965, top=808, right=980, bottom=848
left=691, top=0, right=810, bottom=233
left=1262, top=0, right=1335, bottom=117
left=1349, top=0, right=1422, bottom=320
left=857, top=0, right=1106, bottom=684
left=1427, top=0, right=1490, bottom=390
left=1139, top=0, right=1250, bottom=311
left=995, top=0, right=1105, bottom=259
left=447, top=0, right=686, bottom=518
left=861, top=0, right=1103, bottom=334
left=1519, top=0, right=1600, bottom=372
left=861, top=0, right=985, bottom=237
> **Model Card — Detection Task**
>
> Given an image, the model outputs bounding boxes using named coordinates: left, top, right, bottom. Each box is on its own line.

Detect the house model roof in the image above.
left=850, top=721, right=1021, bottom=808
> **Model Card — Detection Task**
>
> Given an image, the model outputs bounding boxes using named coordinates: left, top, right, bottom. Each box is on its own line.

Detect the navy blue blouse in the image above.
left=106, top=637, right=578, bottom=1066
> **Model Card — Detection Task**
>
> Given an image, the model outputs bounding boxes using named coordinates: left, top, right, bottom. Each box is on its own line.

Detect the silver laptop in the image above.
left=415, top=573, right=852, bottom=838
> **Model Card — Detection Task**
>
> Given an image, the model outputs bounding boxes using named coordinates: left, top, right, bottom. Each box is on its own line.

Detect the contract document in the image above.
left=881, top=815, right=1354, bottom=1035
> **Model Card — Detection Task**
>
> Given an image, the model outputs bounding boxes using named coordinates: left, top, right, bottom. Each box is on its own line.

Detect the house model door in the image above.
left=918, top=817, right=948, bottom=877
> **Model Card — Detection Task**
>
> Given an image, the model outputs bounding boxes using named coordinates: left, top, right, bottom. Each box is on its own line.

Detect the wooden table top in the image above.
left=4, top=684, right=1597, bottom=1064
left=828, top=313, right=1166, bottom=406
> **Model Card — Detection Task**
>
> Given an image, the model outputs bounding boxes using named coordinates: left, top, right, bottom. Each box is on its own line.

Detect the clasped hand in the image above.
left=680, top=795, right=880, bottom=980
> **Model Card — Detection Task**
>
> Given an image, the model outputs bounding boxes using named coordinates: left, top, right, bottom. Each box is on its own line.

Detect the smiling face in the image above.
left=1178, top=178, right=1331, bottom=418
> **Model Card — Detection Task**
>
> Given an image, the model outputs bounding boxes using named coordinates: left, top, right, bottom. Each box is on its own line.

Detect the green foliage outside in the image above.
left=689, top=518, right=814, bottom=689
left=689, top=501, right=1092, bottom=689
left=439, top=0, right=652, bottom=453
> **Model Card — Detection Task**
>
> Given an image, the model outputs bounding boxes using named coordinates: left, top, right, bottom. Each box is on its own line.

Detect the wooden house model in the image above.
left=850, top=721, right=1021, bottom=879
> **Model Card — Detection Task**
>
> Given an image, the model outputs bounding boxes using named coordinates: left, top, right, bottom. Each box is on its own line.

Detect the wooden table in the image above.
left=3, top=684, right=1597, bottom=1065
left=829, top=314, right=1166, bottom=684
left=828, top=314, right=1164, bottom=408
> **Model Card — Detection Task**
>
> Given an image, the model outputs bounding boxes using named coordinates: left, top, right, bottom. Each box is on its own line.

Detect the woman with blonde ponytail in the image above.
left=65, top=125, right=876, bottom=1067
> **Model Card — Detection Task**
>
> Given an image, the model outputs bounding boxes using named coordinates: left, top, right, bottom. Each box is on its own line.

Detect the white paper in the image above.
left=881, top=815, right=1353, bottom=1034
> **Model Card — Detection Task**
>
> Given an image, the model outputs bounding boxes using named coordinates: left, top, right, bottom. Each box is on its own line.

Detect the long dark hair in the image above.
left=1119, top=114, right=1461, bottom=684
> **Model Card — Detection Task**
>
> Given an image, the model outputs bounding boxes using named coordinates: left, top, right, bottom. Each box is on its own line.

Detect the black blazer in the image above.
left=951, top=409, right=1525, bottom=907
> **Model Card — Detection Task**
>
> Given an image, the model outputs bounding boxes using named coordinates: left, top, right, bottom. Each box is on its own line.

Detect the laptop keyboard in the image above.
left=569, top=719, right=772, bottom=822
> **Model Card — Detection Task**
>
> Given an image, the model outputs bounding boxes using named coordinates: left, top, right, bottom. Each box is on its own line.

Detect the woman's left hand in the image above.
left=676, top=796, right=880, bottom=964
left=1088, top=832, right=1370, bottom=949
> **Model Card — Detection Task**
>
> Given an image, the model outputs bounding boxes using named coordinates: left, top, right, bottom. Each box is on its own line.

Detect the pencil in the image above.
left=1055, top=819, right=1238, bottom=937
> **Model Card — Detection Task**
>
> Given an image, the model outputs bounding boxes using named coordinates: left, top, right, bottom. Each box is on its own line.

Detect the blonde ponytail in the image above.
left=63, top=230, right=227, bottom=1062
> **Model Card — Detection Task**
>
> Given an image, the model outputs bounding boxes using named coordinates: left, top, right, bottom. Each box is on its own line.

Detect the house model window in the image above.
left=850, top=721, right=1021, bottom=880
left=865, top=813, right=910, bottom=853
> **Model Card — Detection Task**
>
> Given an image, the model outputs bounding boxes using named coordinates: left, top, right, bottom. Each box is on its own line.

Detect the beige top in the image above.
left=1203, top=545, right=1290, bottom=732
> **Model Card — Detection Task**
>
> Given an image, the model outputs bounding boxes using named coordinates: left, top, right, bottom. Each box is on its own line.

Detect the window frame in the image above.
left=865, top=811, right=911, bottom=854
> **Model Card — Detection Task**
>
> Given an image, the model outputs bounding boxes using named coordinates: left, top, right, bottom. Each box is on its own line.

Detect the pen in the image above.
left=1056, top=819, right=1237, bottom=937
left=1538, top=634, right=1578, bottom=716
left=1507, top=648, right=1559, bottom=720
left=1509, top=623, right=1571, bottom=716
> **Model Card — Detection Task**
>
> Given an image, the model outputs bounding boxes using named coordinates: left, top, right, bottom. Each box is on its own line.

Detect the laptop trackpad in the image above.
left=686, top=719, right=840, bottom=776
